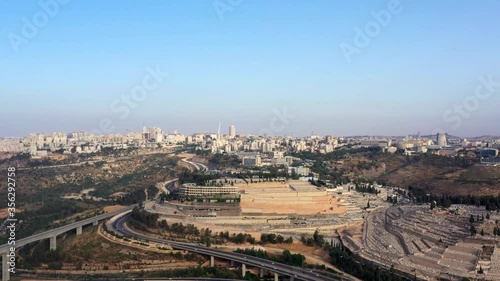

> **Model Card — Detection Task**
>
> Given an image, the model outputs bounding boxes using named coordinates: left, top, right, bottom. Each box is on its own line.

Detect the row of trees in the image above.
left=178, top=170, right=218, bottom=185
left=219, top=231, right=256, bottom=244
left=260, top=233, right=293, bottom=244
left=155, top=219, right=259, bottom=246
left=355, top=184, right=381, bottom=195
left=300, top=230, right=325, bottom=247
left=158, top=220, right=202, bottom=236
left=409, top=186, right=500, bottom=211
left=234, top=248, right=305, bottom=267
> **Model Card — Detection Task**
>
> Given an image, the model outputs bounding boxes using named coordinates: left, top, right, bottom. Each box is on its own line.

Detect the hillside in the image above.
left=367, top=155, right=500, bottom=196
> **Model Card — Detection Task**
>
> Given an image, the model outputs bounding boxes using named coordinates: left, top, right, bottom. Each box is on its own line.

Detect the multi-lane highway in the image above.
left=111, top=213, right=350, bottom=281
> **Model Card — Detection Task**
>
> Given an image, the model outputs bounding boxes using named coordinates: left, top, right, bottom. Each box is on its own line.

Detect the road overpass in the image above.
left=110, top=212, right=350, bottom=281
left=0, top=203, right=352, bottom=281
left=0, top=205, right=135, bottom=281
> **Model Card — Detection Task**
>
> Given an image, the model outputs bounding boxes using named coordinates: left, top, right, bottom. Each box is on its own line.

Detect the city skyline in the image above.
left=3, top=2, right=500, bottom=281
left=2, top=1, right=500, bottom=137
left=1, top=123, right=499, bottom=139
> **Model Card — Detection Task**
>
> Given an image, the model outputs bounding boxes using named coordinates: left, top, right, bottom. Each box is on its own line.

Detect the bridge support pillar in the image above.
left=230, top=260, right=234, bottom=267
left=210, top=256, right=214, bottom=267
left=92, top=220, right=98, bottom=226
left=274, top=272, right=279, bottom=281
left=2, top=252, right=10, bottom=281
left=76, top=226, right=82, bottom=235
left=241, top=263, right=246, bottom=277
left=259, top=268, right=264, bottom=278
left=50, top=236, right=57, bottom=251
left=290, top=277, right=294, bottom=281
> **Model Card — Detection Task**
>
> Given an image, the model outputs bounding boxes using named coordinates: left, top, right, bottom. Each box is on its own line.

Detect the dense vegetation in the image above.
left=178, top=170, right=218, bottom=185
left=5, top=198, right=104, bottom=241
left=300, top=230, right=326, bottom=247
left=327, top=244, right=411, bottom=281
left=408, top=186, right=500, bottom=210
left=260, top=233, right=293, bottom=244
left=355, top=184, right=381, bottom=195
left=17, top=241, right=65, bottom=270
left=208, top=154, right=240, bottom=169
left=130, top=207, right=159, bottom=228
left=234, top=248, right=306, bottom=267
left=403, top=153, right=476, bottom=169
left=291, top=146, right=383, bottom=163
left=145, top=266, right=241, bottom=279
left=0, top=151, right=180, bottom=245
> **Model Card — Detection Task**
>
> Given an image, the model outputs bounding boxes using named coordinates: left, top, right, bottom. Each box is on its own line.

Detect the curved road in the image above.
left=181, top=158, right=208, bottom=174
left=111, top=213, right=351, bottom=281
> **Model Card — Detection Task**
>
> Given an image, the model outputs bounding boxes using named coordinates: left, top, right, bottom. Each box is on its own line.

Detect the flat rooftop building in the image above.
left=180, top=183, right=239, bottom=198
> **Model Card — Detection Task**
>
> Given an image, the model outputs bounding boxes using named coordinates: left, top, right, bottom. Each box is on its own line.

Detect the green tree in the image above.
left=470, top=225, right=477, bottom=236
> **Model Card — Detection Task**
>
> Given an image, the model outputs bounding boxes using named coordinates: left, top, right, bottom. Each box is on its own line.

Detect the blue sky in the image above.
left=1, top=0, right=499, bottom=137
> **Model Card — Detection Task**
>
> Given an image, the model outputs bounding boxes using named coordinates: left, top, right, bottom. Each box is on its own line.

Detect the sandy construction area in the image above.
left=241, top=191, right=345, bottom=215
left=238, top=181, right=346, bottom=215
left=103, top=205, right=127, bottom=212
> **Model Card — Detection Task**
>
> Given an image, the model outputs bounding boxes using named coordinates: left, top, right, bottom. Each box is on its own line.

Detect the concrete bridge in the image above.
left=1, top=202, right=353, bottom=281
left=0, top=205, right=135, bottom=281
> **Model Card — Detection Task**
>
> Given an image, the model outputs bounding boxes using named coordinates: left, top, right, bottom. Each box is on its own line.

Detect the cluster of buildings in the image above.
left=0, top=124, right=343, bottom=157
left=358, top=133, right=500, bottom=158
left=238, top=152, right=310, bottom=175
left=0, top=127, right=186, bottom=155
left=1, top=126, right=499, bottom=163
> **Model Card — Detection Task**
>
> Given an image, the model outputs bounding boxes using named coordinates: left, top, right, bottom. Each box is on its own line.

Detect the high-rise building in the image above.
left=229, top=124, right=236, bottom=138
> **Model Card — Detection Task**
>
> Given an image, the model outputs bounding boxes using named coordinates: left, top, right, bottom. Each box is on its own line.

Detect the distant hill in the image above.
left=354, top=154, right=500, bottom=196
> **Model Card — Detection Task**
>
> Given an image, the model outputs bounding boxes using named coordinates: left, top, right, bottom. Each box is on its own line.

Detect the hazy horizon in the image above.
left=2, top=0, right=499, bottom=137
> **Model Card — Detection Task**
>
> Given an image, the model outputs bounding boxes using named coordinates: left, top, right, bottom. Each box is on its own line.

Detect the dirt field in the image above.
left=103, top=205, right=127, bottom=212
left=0, top=208, right=9, bottom=219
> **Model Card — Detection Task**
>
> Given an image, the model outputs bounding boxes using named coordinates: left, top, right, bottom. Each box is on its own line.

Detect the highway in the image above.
left=0, top=205, right=135, bottom=253
left=181, top=158, right=209, bottom=174
left=111, top=213, right=350, bottom=281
